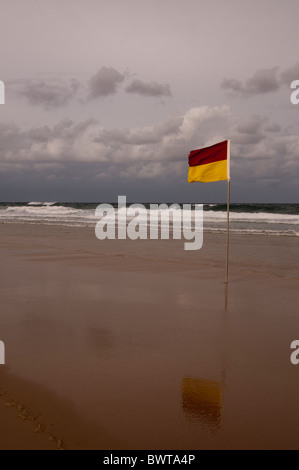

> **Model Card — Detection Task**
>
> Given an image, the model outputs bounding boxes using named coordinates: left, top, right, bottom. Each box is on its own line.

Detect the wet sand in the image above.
left=0, top=223, right=299, bottom=449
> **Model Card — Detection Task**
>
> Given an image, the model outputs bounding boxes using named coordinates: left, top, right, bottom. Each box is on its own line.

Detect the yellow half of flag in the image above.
left=188, top=159, right=227, bottom=183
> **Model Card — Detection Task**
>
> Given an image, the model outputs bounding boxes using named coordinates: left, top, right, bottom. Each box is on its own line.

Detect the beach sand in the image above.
left=0, top=223, right=298, bottom=449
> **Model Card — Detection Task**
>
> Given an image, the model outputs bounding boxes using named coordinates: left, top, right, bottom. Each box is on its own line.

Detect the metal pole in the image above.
left=225, top=179, right=230, bottom=284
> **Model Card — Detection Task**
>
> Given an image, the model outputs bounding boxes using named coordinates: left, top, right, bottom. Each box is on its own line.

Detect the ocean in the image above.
left=0, top=202, right=298, bottom=237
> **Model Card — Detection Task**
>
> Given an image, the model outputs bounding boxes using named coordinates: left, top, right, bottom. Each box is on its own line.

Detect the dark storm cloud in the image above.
left=88, top=67, right=124, bottom=98
left=221, top=67, right=280, bottom=97
left=1, top=105, right=298, bottom=189
left=125, top=79, right=172, bottom=98
left=0, top=105, right=231, bottom=168
left=13, top=79, right=80, bottom=108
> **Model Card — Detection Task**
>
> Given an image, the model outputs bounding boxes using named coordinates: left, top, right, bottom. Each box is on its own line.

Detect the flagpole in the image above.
left=225, top=180, right=230, bottom=284
left=225, top=140, right=231, bottom=285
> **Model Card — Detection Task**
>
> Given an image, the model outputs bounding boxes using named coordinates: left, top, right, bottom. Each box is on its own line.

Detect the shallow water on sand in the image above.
left=1, top=225, right=299, bottom=449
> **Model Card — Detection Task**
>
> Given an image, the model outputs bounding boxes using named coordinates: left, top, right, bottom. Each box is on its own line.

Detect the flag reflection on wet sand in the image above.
left=181, top=378, right=223, bottom=428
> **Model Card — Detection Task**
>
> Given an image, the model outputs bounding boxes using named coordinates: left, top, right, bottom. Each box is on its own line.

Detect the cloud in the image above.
left=0, top=107, right=247, bottom=167
left=96, top=116, right=181, bottom=146
left=220, top=78, right=243, bottom=95
left=88, top=66, right=124, bottom=98
left=13, top=79, right=80, bottom=108
left=221, top=61, right=299, bottom=98
left=231, top=114, right=282, bottom=148
left=125, top=79, right=172, bottom=98
left=232, top=115, right=266, bottom=144
left=221, top=67, right=280, bottom=97
left=280, top=61, right=299, bottom=85
left=0, top=105, right=297, bottom=187
left=265, top=123, right=281, bottom=133
left=231, top=134, right=299, bottom=184
left=9, top=70, right=172, bottom=108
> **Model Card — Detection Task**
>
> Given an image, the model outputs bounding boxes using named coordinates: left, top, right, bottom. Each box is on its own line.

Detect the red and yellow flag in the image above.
left=188, top=140, right=230, bottom=183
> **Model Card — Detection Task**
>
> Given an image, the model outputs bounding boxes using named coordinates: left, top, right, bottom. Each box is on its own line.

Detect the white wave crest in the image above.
left=204, top=210, right=299, bottom=224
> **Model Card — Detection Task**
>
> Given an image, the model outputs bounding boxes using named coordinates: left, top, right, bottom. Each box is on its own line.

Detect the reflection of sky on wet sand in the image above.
left=182, top=378, right=222, bottom=429
left=2, top=237, right=299, bottom=449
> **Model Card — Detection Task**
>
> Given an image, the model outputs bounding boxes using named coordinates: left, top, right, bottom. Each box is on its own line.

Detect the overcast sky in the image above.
left=0, top=0, right=299, bottom=202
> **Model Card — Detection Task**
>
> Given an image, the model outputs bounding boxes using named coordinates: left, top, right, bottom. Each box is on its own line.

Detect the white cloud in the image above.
left=0, top=105, right=297, bottom=186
